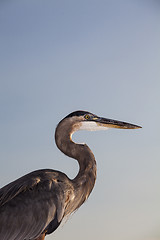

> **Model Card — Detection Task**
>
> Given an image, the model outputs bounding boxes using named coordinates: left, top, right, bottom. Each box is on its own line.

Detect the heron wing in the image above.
left=0, top=172, right=41, bottom=207
left=0, top=169, right=69, bottom=240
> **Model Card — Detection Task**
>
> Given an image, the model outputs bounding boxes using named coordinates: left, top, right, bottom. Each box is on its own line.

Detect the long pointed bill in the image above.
left=95, top=117, right=142, bottom=129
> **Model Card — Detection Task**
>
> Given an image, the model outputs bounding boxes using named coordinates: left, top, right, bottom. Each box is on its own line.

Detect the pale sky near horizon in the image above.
left=0, top=1, right=160, bottom=240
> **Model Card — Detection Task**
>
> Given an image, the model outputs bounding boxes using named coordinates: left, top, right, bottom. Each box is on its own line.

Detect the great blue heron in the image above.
left=0, top=110, right=141, bottom=240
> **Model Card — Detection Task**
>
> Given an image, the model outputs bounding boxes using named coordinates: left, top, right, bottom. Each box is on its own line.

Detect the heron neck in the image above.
left=55, top=123, right=97, bottom=190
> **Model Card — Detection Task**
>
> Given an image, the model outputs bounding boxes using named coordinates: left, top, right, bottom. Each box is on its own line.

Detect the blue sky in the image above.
left=0, top=1, right=160, bottom=240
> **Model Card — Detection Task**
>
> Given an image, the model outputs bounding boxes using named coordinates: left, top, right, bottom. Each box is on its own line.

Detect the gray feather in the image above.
left=0, top=169, right=72, bottom=240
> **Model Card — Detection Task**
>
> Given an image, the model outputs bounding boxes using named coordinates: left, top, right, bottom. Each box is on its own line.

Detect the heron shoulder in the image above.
left=0, top=169, right=72, bottom=207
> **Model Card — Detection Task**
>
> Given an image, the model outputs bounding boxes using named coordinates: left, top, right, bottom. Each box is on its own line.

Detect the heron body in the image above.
left=0, top=111, right=141, bottom=240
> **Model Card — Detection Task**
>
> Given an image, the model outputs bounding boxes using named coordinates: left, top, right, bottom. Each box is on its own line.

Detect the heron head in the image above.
left=64, top=110, right=142, bottom=133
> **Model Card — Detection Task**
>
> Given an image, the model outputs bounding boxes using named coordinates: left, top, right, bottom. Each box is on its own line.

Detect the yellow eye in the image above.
left=85, top=114, right=90, bottom=120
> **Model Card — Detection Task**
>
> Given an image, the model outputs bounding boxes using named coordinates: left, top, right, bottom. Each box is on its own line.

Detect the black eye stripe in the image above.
left=64, top=111, right=91, bottom=119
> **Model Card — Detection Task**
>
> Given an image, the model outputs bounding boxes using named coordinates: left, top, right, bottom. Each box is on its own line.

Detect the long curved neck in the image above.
left=55, top=119, right=97, bottom=199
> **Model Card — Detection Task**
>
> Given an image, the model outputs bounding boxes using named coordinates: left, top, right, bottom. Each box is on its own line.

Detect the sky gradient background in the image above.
left=0, top=1, right=160, bottom=240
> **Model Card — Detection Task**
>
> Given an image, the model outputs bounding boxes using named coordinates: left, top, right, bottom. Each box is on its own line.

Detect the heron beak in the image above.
left=94, top=117, right=142, bottom=129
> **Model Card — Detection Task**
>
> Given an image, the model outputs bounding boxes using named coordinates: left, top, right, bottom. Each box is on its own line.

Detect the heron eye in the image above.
left=84, top=114, right=90, bottom=120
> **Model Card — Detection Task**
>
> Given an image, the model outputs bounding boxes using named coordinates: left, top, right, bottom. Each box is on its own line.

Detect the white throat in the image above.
left=79, top=121, right=109, bottom=131
left=70, top=121, right=109, bottom=144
